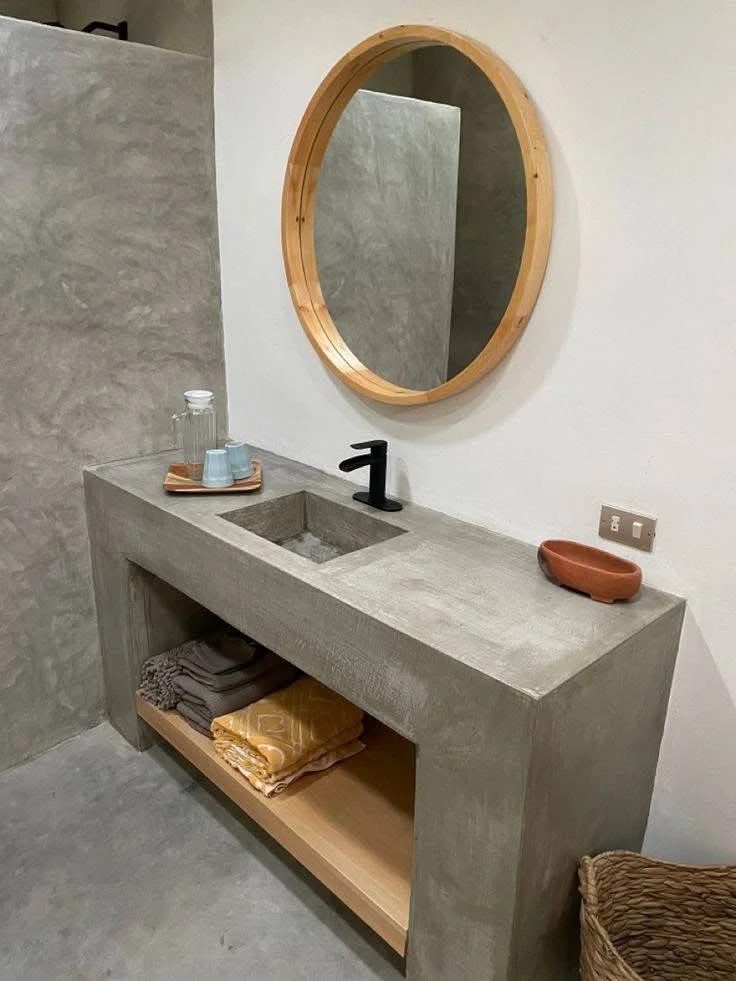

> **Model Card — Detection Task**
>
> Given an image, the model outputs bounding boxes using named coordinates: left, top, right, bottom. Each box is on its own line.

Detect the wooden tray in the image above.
left=164, top=459, right=262, bottom=494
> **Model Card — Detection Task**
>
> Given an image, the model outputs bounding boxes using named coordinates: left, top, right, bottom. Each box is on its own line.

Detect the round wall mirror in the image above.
left=283, top=25, right=552, bottom=405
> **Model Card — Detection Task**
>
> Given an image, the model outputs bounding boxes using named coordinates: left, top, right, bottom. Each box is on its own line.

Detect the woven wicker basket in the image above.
left=579, top=851, right=736, bottom=980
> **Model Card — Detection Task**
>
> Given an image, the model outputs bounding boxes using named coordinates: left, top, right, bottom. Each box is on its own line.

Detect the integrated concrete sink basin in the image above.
left=219, top=490, right=407, bottom=563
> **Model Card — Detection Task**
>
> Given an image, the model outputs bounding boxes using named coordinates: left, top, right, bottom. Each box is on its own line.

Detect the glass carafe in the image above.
left=172, top=390, right=217, bottom=480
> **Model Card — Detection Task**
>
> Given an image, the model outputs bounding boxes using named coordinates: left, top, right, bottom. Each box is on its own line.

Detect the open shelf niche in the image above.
left=134, top=572, right=415, bottom=956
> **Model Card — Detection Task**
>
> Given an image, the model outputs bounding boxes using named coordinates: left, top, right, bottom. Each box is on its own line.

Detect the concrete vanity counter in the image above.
left=85, top=448, right=684, bottom=981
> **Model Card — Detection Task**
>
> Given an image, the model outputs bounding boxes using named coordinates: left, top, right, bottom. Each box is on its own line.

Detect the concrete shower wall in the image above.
left=0, top=17, right=225, bottom=770
left=315, top=89, right=460, bottom=391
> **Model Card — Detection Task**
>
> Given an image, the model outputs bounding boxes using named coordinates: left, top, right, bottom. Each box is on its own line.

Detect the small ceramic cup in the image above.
left=225, top=440, right=253, bottom=481
left=202, top=449, right=234, bottom=488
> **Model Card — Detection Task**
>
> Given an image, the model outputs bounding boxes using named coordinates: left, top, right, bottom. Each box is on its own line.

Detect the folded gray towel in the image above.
left=139, top=650, right=180, bottom=709
left=176, top=700, right=212, bottom=737
left=139, top=628, right=258, bottom=709
left=175, top=661, right=300, bottom=726
left=176, top=630, right=260, bottom=677
left=179, top=650, right=285, bottom=693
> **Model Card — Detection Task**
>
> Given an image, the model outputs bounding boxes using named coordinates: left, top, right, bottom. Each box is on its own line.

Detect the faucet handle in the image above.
left=350, top=439, right=387, bottom=453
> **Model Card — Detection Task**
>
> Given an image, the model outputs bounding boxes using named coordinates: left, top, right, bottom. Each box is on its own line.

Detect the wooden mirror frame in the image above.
left=282, top=25, right=552, bottom=406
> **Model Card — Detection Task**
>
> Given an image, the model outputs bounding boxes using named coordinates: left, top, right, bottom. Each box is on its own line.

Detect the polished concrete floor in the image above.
left=0, top=723, right=404, bottom=981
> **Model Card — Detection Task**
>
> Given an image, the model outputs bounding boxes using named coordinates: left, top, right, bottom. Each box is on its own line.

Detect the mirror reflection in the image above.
left=314, top=45, right=527, bottom=391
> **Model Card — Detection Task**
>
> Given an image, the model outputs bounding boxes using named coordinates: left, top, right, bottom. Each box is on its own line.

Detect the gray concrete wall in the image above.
left=315, top=89, right=460, bottom=391
left=413, top=46, right=527, bottom=378
left=0, top=0, right=56, bottom=21
left=0, top=17, right=225, bottom=771
left=15, top=1, right=213, bottom=58
left=128, top=0, right=212, bottom=58
left=57, top=0, right=126, bottom=30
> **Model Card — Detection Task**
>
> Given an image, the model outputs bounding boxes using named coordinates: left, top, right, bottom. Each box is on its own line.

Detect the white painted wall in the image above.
left=214, top=0, right=736, bottom=862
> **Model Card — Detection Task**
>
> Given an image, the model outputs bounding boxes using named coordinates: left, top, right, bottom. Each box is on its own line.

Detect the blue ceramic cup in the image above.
left=225, top=440, right=253, bottom=481
left=202, top=448, right=234, bottom=488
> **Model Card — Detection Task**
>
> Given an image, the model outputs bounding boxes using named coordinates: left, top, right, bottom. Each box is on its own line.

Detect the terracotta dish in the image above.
left=537, top=540, right=642, bottom=604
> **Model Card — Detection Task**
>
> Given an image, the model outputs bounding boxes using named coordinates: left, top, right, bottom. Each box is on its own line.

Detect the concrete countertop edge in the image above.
left=82, top=449, right=685, bottom=698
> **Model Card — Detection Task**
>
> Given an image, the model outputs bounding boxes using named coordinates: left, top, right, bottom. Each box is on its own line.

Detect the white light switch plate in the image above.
left=599, top=505, right=657, bottom=552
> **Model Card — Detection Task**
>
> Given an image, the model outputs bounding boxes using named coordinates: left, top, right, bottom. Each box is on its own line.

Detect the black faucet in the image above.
left=338, top=440, right=403, bottom=512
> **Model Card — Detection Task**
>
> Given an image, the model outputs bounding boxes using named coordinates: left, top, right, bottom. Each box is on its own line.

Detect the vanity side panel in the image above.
left=85, top=475, right=220, bottom=747
left=408, top=681, right=536, bottom=981
left=85, top=474, right=146, bottom=749
left=508, top=603, right=685, bottom=980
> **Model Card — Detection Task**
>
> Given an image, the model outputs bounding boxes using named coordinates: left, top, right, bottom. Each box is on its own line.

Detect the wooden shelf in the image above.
left=136, top=694, right=414, bottom=955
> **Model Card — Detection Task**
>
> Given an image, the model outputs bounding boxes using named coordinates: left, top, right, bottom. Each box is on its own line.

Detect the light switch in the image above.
left=599, top=505, right=657, bottom=552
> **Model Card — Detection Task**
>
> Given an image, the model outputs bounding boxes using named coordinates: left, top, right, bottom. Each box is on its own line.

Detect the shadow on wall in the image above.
left=644, top=611, right=736, bottom=864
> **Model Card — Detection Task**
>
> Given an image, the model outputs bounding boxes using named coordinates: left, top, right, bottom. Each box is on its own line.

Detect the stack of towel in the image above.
left=175, top=635, right=298, bottom=737
left=139, top=648, right=180, bottom=709
left=212, top=675, right=365, bottom=796
left=138, top=629, right=299, bottom=737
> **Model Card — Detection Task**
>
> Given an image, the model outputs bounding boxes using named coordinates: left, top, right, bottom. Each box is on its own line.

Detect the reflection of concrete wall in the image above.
left=315, top=89, right=460, bottom=391
left=0, top=18, right=225, bottom=770
left=128, top=0, right=212, bottom=58
left=413, top=46, right=527, bottom=377
left=361, top=56, right=412, bottom=97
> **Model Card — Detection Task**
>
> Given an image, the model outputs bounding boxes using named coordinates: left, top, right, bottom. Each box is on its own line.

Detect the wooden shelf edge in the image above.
left=136, top=694, right=410, bottom=956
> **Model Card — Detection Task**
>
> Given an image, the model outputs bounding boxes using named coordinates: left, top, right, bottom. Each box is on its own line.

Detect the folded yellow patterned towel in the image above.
left=219, top=738, right=365, bottom=797
left=212, top=675, right=365, bottom=792
left=216, top=722, right=364, bottom=782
